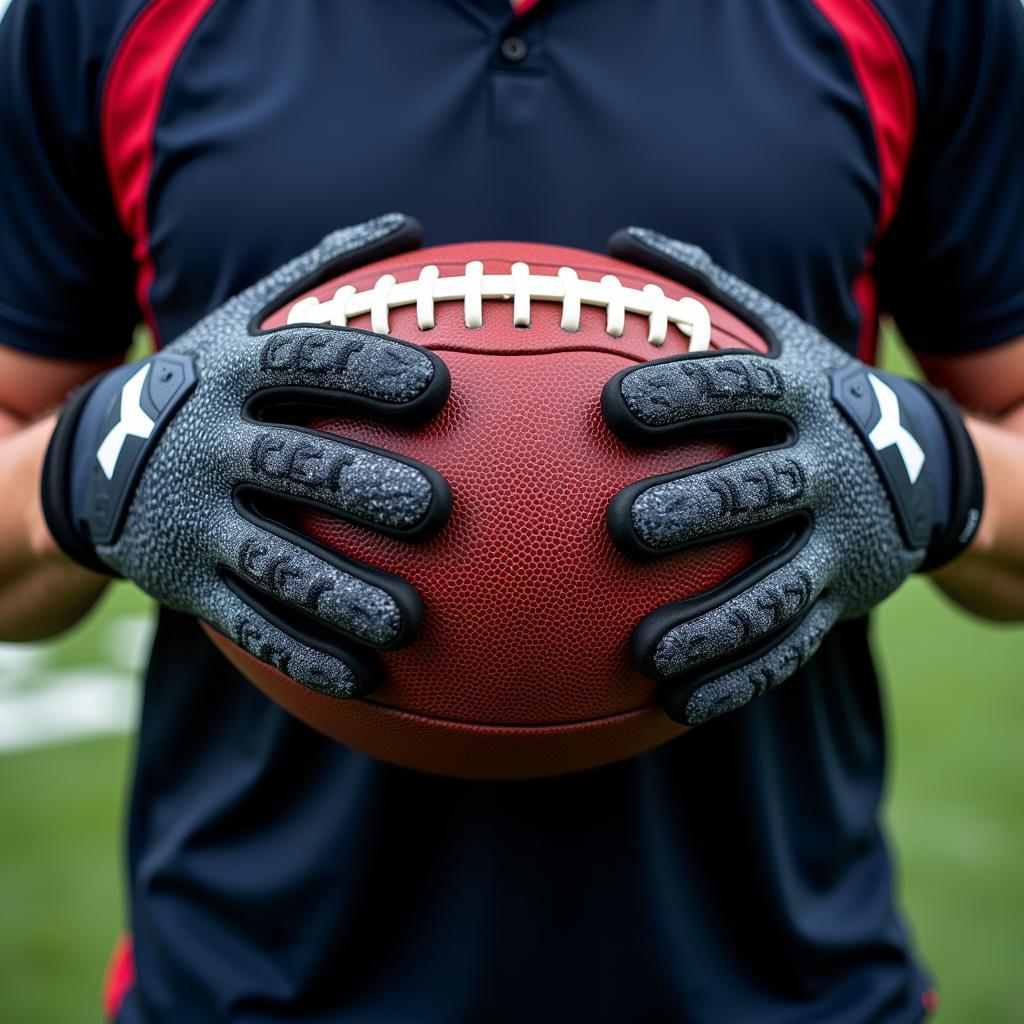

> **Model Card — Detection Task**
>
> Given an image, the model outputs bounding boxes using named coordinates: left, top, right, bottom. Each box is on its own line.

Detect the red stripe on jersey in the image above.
left=852, top=262, right=880, bottom=364
left=809, top=0, right=916, bottom=361
left=810, top=0, right=916, bottom=236
left=100, top=0, right=218, bottom=344
left=102, top=934, right=135, bottom=1021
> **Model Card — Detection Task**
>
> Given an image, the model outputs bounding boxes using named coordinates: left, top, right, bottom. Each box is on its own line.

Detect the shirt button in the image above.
left=500, top=36, right=528, bottom=63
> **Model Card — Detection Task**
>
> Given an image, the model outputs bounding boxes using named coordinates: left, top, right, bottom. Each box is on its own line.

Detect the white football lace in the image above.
left=286, top=261, right=712, bottom=350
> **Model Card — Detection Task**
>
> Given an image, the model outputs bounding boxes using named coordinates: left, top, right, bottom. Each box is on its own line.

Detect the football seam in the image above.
left=356, top=693, right=661, bottom=732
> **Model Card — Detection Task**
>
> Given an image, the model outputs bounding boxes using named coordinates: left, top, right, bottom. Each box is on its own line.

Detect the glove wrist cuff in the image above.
left=40, top=378, right=117, bottom=576
left=916, top=383, right=985, bottom=573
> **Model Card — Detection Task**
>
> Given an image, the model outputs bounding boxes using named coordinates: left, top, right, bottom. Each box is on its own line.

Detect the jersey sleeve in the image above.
left=876, top=0, right=1024, bottom=354
left=0, top=0, right=138, bottom=359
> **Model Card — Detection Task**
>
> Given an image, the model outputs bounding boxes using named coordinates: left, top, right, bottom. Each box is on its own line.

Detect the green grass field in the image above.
left=0, top=337, right=1021, bottom=1022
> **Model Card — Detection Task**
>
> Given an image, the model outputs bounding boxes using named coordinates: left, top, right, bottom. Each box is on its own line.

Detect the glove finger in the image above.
left=231, top=213, right=421, bottom=324
left=632, top=542, right=823, bottom=679
left=662, top=594, right=841, bottom=726
left=206, top=584, right=380, bottom=699
left=216, top=518, right=421, bottom=650
left=249, top=325, right=450, bottom=426
left=609, top=226, right=845, bottom=374
left=602, top=351, right=793, bottom=444
left=235, top=422, right=450, bottom=541
left=609, top=447, right=814, bottom=558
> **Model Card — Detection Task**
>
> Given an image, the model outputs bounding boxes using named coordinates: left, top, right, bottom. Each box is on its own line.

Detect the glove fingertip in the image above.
left=600, top=365, right=646, bottom=443
left=245, top=213, right=423, bottom=331
left=606, top=482, right=668, bottom=563
left=397, top=343, right=451, bottom=423
left=607, top=227, right=717, bottom=296
left=664, top=675, right=756, bottom=726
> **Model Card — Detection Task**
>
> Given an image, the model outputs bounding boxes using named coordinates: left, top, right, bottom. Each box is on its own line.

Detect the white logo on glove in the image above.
left=867, top=374, right=925, bottom=484
left=96, top=365, right=156, bottom=480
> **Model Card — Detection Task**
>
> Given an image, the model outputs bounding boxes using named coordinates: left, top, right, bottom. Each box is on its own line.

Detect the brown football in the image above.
left=203, top=240, right=768, bottom=779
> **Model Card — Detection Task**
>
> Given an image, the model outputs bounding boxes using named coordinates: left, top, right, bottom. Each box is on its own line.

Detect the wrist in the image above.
left=38, top=378, right=117, bottom=575
left=911, top=382, right=985, bottom=572
left=23, top=415, right=98, bottom=574
left=959, top=416, right=998, bottom=558
left=23, top=415, right=63, bottom=561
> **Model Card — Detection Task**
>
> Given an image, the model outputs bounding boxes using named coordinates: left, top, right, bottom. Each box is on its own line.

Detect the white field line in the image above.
left=102, top=614, right=157, bottom=672
left=0, top=670, right=138, bottom=752
left=0, top=614, right=152, bottom=753
left=0, top=643, right=47, bottom=687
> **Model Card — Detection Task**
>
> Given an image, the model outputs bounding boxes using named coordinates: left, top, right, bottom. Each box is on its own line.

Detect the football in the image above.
left=203, top=240, right=769, bottom=778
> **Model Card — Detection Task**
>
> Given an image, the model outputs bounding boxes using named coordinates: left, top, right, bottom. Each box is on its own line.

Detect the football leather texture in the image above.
left=203, top=241, right=768, bottom=778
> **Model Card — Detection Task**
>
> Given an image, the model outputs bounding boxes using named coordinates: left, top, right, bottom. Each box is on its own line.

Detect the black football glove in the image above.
left=42, top=214, right=451, bottom=698
left=602, top=228, right=983, bottom=726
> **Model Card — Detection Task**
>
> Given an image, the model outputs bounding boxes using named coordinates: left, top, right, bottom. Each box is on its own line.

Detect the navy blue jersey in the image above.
left=2, top=1, right=1024, bottom=1021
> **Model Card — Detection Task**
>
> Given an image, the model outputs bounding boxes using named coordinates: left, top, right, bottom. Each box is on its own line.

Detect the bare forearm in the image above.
left=0, top=414, right=108, bottom=639
left=930, top=412, right=1024, bottom=619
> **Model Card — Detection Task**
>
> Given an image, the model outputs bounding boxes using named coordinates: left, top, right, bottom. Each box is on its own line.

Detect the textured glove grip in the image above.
left=40, top=377, right=117, bottom=576
left=916, top=384, right=985, bottom=572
